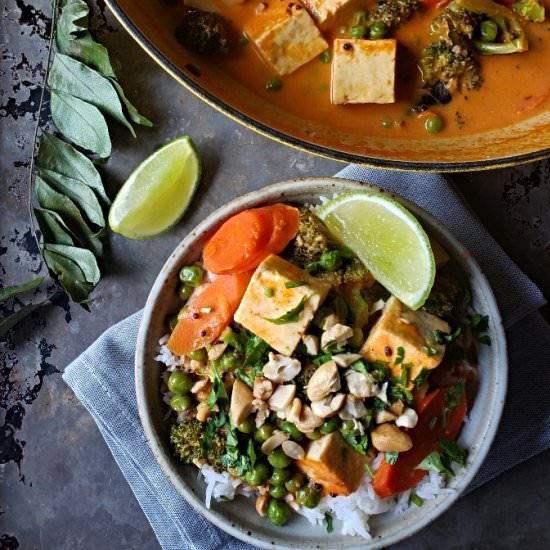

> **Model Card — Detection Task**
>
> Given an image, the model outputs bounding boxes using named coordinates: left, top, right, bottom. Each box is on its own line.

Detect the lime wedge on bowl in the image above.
left=317, top=191, right=435, bottom=309
left=109, top=136, right=201, bottom=239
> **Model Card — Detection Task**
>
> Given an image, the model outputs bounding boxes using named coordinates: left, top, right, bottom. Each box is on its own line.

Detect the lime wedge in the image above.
left=317, top=191, right=435, bottom=310
left=109, top=136, right=201, bottom=239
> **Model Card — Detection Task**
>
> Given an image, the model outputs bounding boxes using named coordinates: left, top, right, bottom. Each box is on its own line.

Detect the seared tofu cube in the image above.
left=234, top=255, right=331, bottom=355
left=361, top=296, right=451, bottom=381
left=331, top=38, right=396, bottom=104
left=296, top=432, right=366, bottom=495
left=301, top=0, right=361, bottom=29
left=244, top=1, right=328, bottom=75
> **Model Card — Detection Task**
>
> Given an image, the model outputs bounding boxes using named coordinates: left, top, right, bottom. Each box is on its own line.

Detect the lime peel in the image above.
left=316, top=191, right=435, bottom=310
left=109, top=136, right=201, bottom=239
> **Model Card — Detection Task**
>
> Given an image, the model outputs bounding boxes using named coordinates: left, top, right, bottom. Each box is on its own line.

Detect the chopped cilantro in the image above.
left=313, top=352, right=333, bottom=366
left=415, top=451, right=454, bottom=476
left=423, top=345, right=438, bottom=357
left=414, top=368, right=430, bottom=388
left=247, top=438, right=257, bottom=467
left=263, top=295, right=310, bottom=324
left=207, top=362, right=227, bottom=409
left=478, top=334, right=492, bottom=346
left=386, top=451, right=399, bottom=464
left=439, top=437, right=468, bottom=467
left=434, top=327, right=462, bottom=345
left=364, top=463, right=375, bottom=479
left=350, top=360, right=375, bottom=383
left=264, top=287, right=274, bottom=298
left=470, top=313, right=489, bottom=332
left=409, top=492, right=424, bottom=507
left=342, top=431, right=369, bottom=455
left=394, top=346, right=405, bottom=365
left=325, top=513, right=334, bottom=533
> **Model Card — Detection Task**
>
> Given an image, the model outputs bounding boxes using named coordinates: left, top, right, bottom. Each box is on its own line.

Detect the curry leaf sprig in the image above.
left=30, top=0, right=152, bottom=307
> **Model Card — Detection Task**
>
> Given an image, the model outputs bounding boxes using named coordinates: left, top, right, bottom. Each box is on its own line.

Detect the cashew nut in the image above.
left=229, top=379, right=253, bottom=426
left=345, top=370, right=375, bottom=398
left=263, top=353, right=301, bottom=383
left=332, top=353, right=362, bottom=367
left=371, top=423, right=413, bottom=452
left=282, top=440, right=305, bottom=460
left=294, top=405, right=323, bottom=433
left=268, top=384, right=296, bottom=412
left=375, top=409, right=398, bottom=424
left=302, top=334, right=319, bottom=356
left=338, top=395, right=367, bottom=420
left=261, top=431, right=290, bottom=454
left=285, top=397, right=302, bottom=424
left=395, top=407, right=419, bottom=429
left=321, top=313, right=339, bottom=331
left=256, top=495, right=269, bottom=517
left=253, top=376, right=274, bottom=400
left=389, top=400, right=405, bottom=417
left=321, top=324, right=354, bottom=351
left=311, top=393, right=346, bottom=418
left=306, top=360, right=340, bottom=401
left=196, top=402, right=213, bottom=422
left=207, top=343, right=228, bottom=361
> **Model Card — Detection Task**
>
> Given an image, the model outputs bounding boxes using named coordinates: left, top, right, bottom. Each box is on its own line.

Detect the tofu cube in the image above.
left=244, top=1, right=328, bottom=75
left=296, top=432, right=366, bottom=495
left=301, top=0, right=361, bottom=29
left=361, top=296, right=451, bottom=381
left=234, top=254, right=330, bottom=355
left=331, top=38, right=396, bottom=104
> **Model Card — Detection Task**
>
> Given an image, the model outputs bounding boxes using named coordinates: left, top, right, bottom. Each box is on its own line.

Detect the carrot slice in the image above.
left=203, top=204, right=299, bottom=275
left=167, top=271, right=252, bottom=355
left=373, top=387, right=467, bottom=498
left=203, top=210, right=273, bottom=274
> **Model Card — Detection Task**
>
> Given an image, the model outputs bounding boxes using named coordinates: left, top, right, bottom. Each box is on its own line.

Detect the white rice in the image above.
left=158, top=339, right=451, bottom=539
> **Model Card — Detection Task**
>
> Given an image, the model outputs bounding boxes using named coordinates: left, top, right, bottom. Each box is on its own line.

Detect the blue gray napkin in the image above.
left=63, top=167, right=549, bottom=550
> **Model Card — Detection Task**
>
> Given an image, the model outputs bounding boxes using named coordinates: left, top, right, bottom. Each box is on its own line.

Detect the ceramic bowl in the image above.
left=106, top=0, right=549, bottom=171
left=135, top=178, right=507, bottom=548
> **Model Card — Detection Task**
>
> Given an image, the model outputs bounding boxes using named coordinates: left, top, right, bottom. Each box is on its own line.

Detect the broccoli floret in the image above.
left=420, top=41, right=482, bottom=92
left=170, top=419, right=226, bottom=471
left=430, top=4, right=482, bottom=44
left=175, top=9, right=230, bottom=55
left=284, top=208, right=373, bottom=286
left=369, top=0, right=421, bottom=29
left=512, top=0, right=545, bottom=23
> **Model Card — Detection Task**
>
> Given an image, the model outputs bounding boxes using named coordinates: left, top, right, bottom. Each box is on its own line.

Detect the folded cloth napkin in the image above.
left=63, top=167, right=549, bottom=550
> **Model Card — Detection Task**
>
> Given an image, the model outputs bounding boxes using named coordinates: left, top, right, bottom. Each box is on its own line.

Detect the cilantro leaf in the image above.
left=263, top=295, right=310, bottom=325
left=207, top=362, right=227, bottom=409
left=285, top=281, right=307, bottom=288
left=433, top=326, right=462, bottom=345
left=394, top=346, right=405, bottom=365
left=386, top=451, right=399, bottom=465
left=415, top=451, right=454, bottom=476
left=438, top=438, right=468, bottom=467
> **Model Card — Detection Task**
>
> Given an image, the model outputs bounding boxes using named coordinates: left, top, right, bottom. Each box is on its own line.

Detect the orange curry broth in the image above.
left=192, top=0, right=550, bottom=138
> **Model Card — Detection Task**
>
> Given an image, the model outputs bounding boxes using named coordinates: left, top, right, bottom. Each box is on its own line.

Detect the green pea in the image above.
left=178, top=284, right=194, bottom=302
left=480, top=19, right=498, bottom=42
left=255, top=424, right=274, bottom=442
left=268, top=448, right=291, bottom=468
left=245, top=462, right=271, bottom=485
left=237, top=418, right=255, bottom=434
left=353, top=9, right=367, bottom=25
left=296, top=486, right=321, bottom=508
left=167, top=315, right=179, bottom=332
left=285, top=472, right=305, bottom=493
left=167, top=371, right=193, bottom=394
left=305, top=429, right=321, bottom=440
left=281, top=421, right=303, bottom=441
left=269, top=484, right=287, bottom=499
left=425, top=114, right=444, bottom=134
left=187, top=348, right=207, bottom=362
left=267, top=499, right=292, bottom=526
left=266, top=77, right=283, bottom=91
left=320, top=416, right=340, bottom=434
left=270, top=468, right=291, bottom=486
left=369, top=21, right=387, bottom=39
left=220, top=350, right=240, bottom=371
left=179, top=265, right=204, bottom=287
left=350, top=24, right=366, bottom=38
left=170, top=394, right=193, bottom=412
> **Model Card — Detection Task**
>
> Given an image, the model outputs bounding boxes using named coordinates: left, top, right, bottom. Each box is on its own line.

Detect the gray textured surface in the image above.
left=1, top=1, right=549, bottom=549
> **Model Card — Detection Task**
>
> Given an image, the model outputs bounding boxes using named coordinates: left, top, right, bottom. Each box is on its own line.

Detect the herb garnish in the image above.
left=221, top=420, right=251, bottom=476
left=325, top=513, right=334, bottom=533
left=414, top=368, right=430, bottom=388
left=263, top=295, right=310, bottom=325
left=247, top=438, right=257, bottom=467
left=305, top=250, right=343, bottom=273
left=415, top=438, right=468, bottom=476
left=350, top=360, right=375, bottom=383
left=394, top=346, right=405, bottom=365
left=200, top=411, right=226, bottom=455
left=423, top=345, right=438, bottom=357
left=285, top=281, right=307, bottom=288
left=440, top=379, right=465, bottom=428
left=207, top=361, right=228, bottom=409
left=364, top=463, right=375, bottom=479
left=471, top=313, right=491, bottom=346
left=313, top=352, right=333, bottom=366
left=433, top=327, right=462, bottom=345
left=386, top=451, right=399, bottom=465
left=409, top=492, right=424, bottom=507
left=342, top=431, right=369, bottom=455
left=264, top=287, right=274, bottom=297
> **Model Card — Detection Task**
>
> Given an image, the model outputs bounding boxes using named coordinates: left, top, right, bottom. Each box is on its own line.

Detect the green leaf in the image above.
left=243, top=334, right=269, bottom=367
left=415, top=451, right=454, bottom=476
left=433, top=326, right=462, bottom=345
left=0, top=276, right=45, bottom=302
left=207, top=361, right=227, bottom=409
left=48, top=54, right=135, bottom=136
left=34, top=208, right=75, bottom=246
left=109, top=78, right=153, bottom=127
left=438, top=438, right=468, bottom=467
left=44, top=243, right=100, bottom=285
left=325, top=513, right=333, bottom=534
left=386, top=451, right=399, bottom=464
left=50, top=90, right=111, bottom=158
left=263, top=295, right=310, bottom=325
left=39, top=168, right=105, bottom=229
left=247, top=438, right=256, bottom=467
left=56, top=0, right=117, bottom=78
left=394, top=346, right=405, bottom=365
left=35, top=175, right=103, bottom=256
left=0, top=298, right=52, bottom=338
left=42, top=246, right=97, bottom=304
left=38, top=133, right=110, bottom=205
left=342, top=431, right=369, bottom=455
left=285, top=281, right=307, bottom=289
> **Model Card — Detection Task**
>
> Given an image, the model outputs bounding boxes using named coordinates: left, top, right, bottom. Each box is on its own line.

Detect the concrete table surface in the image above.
left=1, top=1, right=549, bottom=548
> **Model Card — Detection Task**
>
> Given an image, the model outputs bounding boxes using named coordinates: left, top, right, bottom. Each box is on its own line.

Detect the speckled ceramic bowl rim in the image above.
left=135, top=178, right=507, bottom=549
